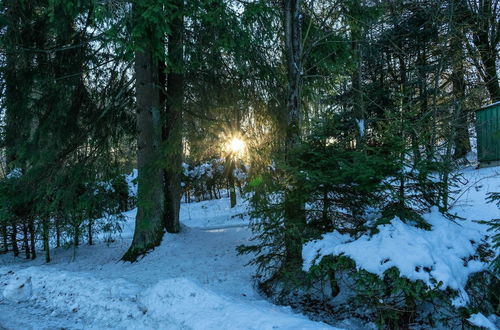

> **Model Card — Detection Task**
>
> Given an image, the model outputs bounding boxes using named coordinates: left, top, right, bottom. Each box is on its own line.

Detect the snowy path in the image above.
left=0, top=199, right=337, bottom=330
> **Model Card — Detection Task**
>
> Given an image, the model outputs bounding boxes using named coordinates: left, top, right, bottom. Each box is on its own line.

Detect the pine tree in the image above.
left=122, top=1, right=167, bottom=261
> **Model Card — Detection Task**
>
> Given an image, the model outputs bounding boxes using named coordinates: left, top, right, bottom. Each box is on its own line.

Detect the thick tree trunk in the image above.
left=451, top=32, right=470, bottom=159
left=282, top=0, right=306, bottom=275
left=162, top=0, right=184, bottom=234
left=122, top=3, right=165, bottom=261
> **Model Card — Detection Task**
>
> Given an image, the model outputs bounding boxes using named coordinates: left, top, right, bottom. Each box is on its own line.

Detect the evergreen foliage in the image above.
left=486, top=192, right=500, bottom=271
left=0, top=0, right=498, bottom=327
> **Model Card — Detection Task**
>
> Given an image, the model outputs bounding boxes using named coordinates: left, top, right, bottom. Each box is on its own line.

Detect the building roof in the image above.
left=477, top=100, right=500, bottom=111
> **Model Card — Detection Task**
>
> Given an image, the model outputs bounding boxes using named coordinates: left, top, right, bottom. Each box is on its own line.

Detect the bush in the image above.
left=181, top=158, right=249, bottom=202
left=309, top=255, right=468, bottom=328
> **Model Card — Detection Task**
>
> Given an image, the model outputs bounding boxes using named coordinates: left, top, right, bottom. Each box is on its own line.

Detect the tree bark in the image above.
left=162, top=0, right=184, bottom=233
left=282, top=0, right=306, bottom=275
left=28, top=218, right=36, bottom=259
left=466, top=0, right=500, bottom=102
left=1, top=225, right=8, bottom=253
left=122, top=3, right=166, bottom=262
left=42, top=217, right=50, bottom=263
left=22, top=223, right=30, bottom=259
left=348, top=0, right=365, bottom=146
left=450, top=8, right=470, bottom=159
left=478, top=48, right=500, bottom=102
left=11, top=223, right=19, bottom=257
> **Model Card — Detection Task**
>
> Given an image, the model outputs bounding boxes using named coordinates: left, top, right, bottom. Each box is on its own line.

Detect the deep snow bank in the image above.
left=302, top=207, right=491, bottom=307
left=1, top=267, right=335, bottom=330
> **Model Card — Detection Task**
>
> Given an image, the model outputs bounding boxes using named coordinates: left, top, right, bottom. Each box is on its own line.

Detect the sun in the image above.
left=225, top=136, right=246, bottom=157
left=229, top=137, right=245, bottom=153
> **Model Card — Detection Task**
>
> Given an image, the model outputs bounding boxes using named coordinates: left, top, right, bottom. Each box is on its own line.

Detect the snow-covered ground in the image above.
left=0, top=195, right=337, bottom=330
left=0, top=166, right=499, bottom=330
left=303, top=165, right=500, bottom=327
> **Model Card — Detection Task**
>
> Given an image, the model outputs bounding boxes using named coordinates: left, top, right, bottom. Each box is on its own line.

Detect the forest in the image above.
left=0, top=0, right=499, bottom=329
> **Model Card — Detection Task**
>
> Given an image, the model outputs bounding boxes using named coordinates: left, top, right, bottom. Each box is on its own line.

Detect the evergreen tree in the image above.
left=122, top=0, right=168, bottom=261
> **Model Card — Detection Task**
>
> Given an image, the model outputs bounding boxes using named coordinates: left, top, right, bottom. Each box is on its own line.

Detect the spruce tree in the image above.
left=122, top=1, right=167, bottom=261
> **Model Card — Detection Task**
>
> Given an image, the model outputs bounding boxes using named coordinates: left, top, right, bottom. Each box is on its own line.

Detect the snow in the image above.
left=233, top=167, right=248, bottom=181
left=468, top=313, right=498, bottom=330
left=143, top=278, right=332, bottom=330
left=5, top=168, right=22, bottom=179
left=0, top=195, right=336, bottom=330
left=0, top=166, right=498, bottom=329
left=182, top=159, right=225, bottom=180
left=125, top=169, right=138, bottom=197
left=2, top=276, right=32, bottom=303
left=303, top=166, right=500, bottom=307
left=355, top=119, right=365, bottom=138
left=180, top=195, right=250, bottom=229
left=480, top=100, right=500, bottom=110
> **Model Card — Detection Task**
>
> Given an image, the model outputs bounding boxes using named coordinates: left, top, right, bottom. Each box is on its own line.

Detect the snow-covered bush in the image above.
left=302, top=208, right=496, bottom=328
left=463, top=191, right=500, bottom=321
left=181, top=158, right=249, bottom=202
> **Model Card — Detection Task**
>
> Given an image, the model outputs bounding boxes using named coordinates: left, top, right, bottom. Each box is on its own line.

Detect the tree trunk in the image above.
left=88, top=220, right=93, bottom=245
left=479, top=49, right=500, bottom=102
left=1, top=225, right=8, bottom=253
left=162, top=0, right=184, bottom=234
left=74, top=223, right=80, bottom=247
left=348, top=0, right=365, bottom=146
left=467, top=0, right=500, bottom=102
left=122, top=3, right=166, bottom=262
left=451, top=18, right=470, bottom=160
left=11, top=223, right=19, bottom=257
left=282, top=0, right=306, bottom=275
left=43, top=217, right=50, bottom=263
left=22, top=223, right=30, bottom=259
left=55, top=216, right=61, bottom=248
left=28, top=218, right=36, bottom=259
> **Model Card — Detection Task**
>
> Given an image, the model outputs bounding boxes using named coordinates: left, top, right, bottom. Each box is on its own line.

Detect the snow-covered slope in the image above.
left=1, top=166, right=498, bottom=329
left=0, top=196, right=336, bottom=330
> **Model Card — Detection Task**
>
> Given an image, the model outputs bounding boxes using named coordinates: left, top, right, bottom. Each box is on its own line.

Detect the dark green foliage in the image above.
left=465, top=270, right=500, bottom=319
left=485, top=192, right=500, bottom=271
left=309, top=255, right=463, bottom=329
left=239, top=116, right=401, bottom=285
left=0, top=0, right=135, bottom=257
left=0, top=0, right=496, bottom=327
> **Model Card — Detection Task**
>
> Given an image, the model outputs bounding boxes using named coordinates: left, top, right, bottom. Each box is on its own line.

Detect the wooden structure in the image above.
left=476, top=101, right=500, bottom=167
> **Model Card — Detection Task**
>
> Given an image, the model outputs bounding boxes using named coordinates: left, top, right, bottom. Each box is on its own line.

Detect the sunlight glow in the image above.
left=228, top=137, right=245, bottom=154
